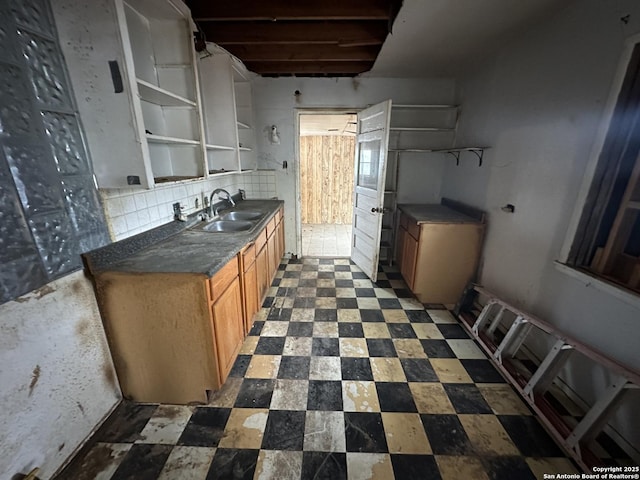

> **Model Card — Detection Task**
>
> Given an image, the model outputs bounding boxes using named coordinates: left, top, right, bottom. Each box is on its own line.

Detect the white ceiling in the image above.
left=369, top=0, right=568, bottom=77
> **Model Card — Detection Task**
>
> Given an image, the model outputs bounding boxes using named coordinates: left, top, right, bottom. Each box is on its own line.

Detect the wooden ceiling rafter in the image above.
left=201, top=21, right=388, bottom=47
left=222, top=44, right=380, bottom=63
left=243, top=61, right=374, bottom=75
left=191, top=0, right=392, bottom=21
left=187, top=0, right=403, bottom=77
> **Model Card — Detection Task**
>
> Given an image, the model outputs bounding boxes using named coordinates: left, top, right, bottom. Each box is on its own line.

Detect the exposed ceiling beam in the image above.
left=200, top=21, right=388, bottom=47
left=186, top=0, right=403, bottom=77
left=222, top=45, right=379, bottom=62
left=244, top=61, right=373, bottom=75
left=191, top=0, right=392, bottom=21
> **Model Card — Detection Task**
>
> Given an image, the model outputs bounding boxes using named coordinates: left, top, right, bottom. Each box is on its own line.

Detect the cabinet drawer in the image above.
left=407, top=220, right=421, bottom=240
left=266, top=217, right=276, bottom=237
left=255, top=228, right=267, bottom=253
left=241, top=243, right=256, bottom=272
left=210, top=257, right=239, bottom=302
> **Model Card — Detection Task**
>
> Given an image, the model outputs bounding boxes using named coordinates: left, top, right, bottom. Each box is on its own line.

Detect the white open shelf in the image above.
left=393, top=104, right=460, bottom=109
left=206, top=144, right=236, bottom=151
left=389, top=146, right=488, bottom=153
left=137, top=79, right=195, bottom=107
left=146, top=134, right=200, bottom=145
left=390, top=127, right=454, bottom=132
left=237, top=121, right=251, bottom=129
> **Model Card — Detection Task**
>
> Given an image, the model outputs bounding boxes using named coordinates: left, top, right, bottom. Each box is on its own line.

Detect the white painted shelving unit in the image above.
left=383, top=103, right=488, bottom=263
left=59, top=0, right=258, bottom=189
left=199, top=46, right=258, bottom=176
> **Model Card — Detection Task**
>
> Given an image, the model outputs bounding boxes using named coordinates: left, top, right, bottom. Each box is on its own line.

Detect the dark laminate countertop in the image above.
left=84, top=199, right=283, bottom=277
left=397, top=203, right=482, bottom=224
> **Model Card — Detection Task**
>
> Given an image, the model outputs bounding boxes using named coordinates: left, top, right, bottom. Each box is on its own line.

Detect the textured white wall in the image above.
left=0, top=272, right=121, bottom=479
left=441, top=0, right=640, bottom=456
left=252, top=77, right=457, bottom=255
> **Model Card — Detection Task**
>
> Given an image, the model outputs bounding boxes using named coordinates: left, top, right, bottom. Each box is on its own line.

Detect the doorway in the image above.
left=298, top=112, right=357, bottom=256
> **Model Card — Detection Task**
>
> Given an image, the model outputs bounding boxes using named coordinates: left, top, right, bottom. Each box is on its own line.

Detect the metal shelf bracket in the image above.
left=442, top=147, right=486, bottom=166
left=446, top=150, right=461, bottom=165
left=469, top=148, right=484, bottom=166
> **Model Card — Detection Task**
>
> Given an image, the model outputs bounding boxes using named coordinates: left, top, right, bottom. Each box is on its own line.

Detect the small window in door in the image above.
left=357, top=140, right=381, bottom=189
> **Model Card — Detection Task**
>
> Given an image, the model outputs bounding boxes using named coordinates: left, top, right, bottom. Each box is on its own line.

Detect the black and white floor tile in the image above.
left=57, top=257, right=597, bottom=480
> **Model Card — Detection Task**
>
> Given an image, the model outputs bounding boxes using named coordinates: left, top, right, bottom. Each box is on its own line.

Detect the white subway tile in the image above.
left=122, top=195, right=137, bottom=214
left=124, top=212, right=139, bottom=231
left=133, top=192, right=148, bottom=210
left=110, top=215, right=128, bottom=237
left=149, top=205, right=161, bottom=222
left=106, top=197, right=125, bottom=217
left=137, top=208, right=151, bottom=226
left=145, top=190, right=157, bottom=207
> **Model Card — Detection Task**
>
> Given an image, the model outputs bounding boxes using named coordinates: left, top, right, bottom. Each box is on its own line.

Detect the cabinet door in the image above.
left=212, top=277, right=244, bottom=384
left=267, top=232, right=278, bottom=282
left=256, top=246, right=269, bottom=302
left=277, top=218, right=285, bottom=258
left=243, top=260, right=259, bottom=335
left=402, top=232, right=419, bottom=290
left=396, top=226, right=405, bottom=268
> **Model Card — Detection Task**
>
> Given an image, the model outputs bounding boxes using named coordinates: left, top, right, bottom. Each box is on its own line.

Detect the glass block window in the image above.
left=0, top=0, right=109, bottom=303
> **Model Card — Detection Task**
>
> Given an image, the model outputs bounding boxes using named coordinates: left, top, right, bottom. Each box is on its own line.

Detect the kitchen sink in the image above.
left=220, top=210, right=263, bottom=221
left=201, top=220, right=254, bottom=233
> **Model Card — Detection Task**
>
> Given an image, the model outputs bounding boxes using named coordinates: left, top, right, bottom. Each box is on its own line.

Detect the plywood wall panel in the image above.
left=300, top=135, right=355, bottom=224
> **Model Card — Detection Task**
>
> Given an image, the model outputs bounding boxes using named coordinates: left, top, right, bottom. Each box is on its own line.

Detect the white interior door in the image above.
left=350, top=100, right=392, bottom=282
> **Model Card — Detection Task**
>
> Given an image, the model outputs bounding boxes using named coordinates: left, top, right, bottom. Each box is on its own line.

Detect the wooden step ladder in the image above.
left=456, top=284, right=640, bottom=472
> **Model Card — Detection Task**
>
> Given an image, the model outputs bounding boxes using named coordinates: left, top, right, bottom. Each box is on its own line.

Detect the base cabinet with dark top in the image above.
left=93, top=205, right=284, bottom=404
left=396, top=202, right=485, bottom=305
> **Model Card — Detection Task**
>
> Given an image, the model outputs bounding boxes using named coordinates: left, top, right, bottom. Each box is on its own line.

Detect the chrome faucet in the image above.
left=209, top=188, right=235, bottom=216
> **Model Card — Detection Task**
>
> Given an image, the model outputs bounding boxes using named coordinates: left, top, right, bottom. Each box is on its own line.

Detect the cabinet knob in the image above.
left=371, top=207, right=388, bottom=213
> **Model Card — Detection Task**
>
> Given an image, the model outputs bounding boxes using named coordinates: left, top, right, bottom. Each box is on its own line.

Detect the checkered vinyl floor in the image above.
left=57, top=257, right=583, bottom=480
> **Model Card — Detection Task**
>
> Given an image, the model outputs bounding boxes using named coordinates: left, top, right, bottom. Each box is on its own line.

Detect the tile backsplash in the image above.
left=100, top=170, right=277, bottom=241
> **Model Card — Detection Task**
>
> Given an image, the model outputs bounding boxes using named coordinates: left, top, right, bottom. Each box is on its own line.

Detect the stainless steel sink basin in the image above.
left=202, top=220, right=253, bottom=232
left=221, top=210, right=263, bottom=221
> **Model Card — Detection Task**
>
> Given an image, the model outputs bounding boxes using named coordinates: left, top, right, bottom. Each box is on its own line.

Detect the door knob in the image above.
left=371, top=207, right=382, bottom=213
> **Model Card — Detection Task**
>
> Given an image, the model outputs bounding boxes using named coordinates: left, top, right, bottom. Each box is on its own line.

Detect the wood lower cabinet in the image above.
left=256, top=242, right=269, bottom=302
left=240, top=244, right=259, bottom=335
left=95, top=257, right=246, bottom=404
left=397, top=209, right=484, bottom=305
left=211, top=274, right=244, bottom=385
left=396, top=224, right=405, bottom=269
left=93, top=207, right=285, bottom=404
left=267, top=229, right=278, bottom=281
left=401, top=230, right=419, bottom=290
left=96, top=272, right=219, bottom=404
left=277, top=207, right=285, bottom=258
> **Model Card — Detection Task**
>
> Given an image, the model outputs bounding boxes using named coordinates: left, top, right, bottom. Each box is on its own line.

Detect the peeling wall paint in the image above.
left=0, top=271, right=121, bottom=479
left=441, top=0, right=640, bottom=458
